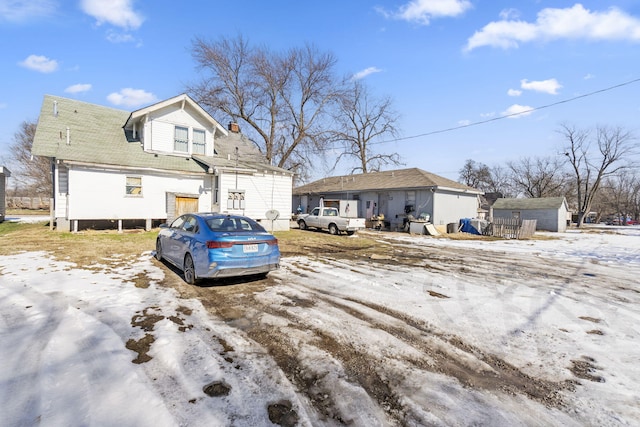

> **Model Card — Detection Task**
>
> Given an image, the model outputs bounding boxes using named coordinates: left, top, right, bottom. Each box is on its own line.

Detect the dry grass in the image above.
left=5, top=209, right=49, bottom=216
left=0, top=221, right=156, bottom=268
left=0, top=220, right=537, bottom=268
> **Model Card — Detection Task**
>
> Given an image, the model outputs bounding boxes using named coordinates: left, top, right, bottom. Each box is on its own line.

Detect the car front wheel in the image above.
left=298, top=220, right=308, bottom=230
left=183, top=253, right=197, bottom=285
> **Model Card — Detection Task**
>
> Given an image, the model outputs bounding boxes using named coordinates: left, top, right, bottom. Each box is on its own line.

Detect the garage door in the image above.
left=176, top=197, right=199, bottom=217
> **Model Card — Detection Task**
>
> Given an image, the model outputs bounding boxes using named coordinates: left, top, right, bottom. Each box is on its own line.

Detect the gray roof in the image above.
left=492, top=197, right=567, bottom=210
left=32, top=94, right=291, bottom=175
left=293, top=167, right=481, bottom=195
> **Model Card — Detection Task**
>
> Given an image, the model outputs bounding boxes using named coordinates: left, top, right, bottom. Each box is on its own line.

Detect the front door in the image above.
left=176, top=197, right=199, bottom=217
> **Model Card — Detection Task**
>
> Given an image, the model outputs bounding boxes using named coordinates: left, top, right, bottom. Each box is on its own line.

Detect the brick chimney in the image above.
left=228, top=122, right=240, bottom=133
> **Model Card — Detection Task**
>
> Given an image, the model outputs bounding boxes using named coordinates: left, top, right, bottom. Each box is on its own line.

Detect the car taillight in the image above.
left=266, top=239, right=278, bottom=245
left=207, top=241, right=234, bottom=249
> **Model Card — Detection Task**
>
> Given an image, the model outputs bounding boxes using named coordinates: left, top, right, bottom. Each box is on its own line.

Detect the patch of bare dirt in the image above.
left=148, top=229, right=597, bottom=423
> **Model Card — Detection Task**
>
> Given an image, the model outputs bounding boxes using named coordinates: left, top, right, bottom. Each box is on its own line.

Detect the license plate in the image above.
left=243, top=244, right=259, bottom=253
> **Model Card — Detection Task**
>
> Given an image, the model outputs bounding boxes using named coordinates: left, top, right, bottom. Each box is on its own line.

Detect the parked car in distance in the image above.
left=297, top=206, right=366, bottom=235
left=605, top=216, right=638, bottom=226
left=155, top=213, right=280, bottom=284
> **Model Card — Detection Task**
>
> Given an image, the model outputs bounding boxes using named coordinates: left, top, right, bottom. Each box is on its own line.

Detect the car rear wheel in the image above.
left=183, top=254, right=197, bottom=285
left=328, top=223, right=339, bottom=235
left=155, top=239, right=163, bottom=261
left=298, top=220, right=308, bottom=230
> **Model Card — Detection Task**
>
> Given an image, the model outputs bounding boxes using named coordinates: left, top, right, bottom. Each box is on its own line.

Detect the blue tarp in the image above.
left=459, top=218, right=481, bottom=235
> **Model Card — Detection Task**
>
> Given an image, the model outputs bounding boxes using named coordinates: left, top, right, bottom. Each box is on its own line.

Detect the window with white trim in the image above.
left=174, top=126, right=188, bottom=152
left=192, top=129, right=206, bottom=155
left=227, top=190, right=245, bottom=209
left=126, top=176, right=142, bottom=196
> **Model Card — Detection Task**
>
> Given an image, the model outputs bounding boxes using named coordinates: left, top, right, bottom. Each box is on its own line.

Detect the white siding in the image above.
left=66, top=166, right=210, bottom=220
left=492, top=207, right=567, bottom=232
left=432, top=191, right=478, bottom=225
left=148, top=120, right=174, bottom=153
left=219, top=170, right=292, bottom=231
left=0, top=169, right=7, bottom=219
left=143, top=104, right=214, bottom=156
left=55, top=164, right=68, bottom=218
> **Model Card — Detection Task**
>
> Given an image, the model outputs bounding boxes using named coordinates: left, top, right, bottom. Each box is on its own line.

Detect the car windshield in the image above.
left=206, top=216, right=266, bottom=232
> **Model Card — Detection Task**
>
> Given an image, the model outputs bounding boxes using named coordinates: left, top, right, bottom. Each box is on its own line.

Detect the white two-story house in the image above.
left=32, top=94, right=293, bottom=232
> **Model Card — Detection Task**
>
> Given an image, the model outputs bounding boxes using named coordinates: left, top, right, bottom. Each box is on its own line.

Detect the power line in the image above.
left=374, top=76, right=640, bottom=145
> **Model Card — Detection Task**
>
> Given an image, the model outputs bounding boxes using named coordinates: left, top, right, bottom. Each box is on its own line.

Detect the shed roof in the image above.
left=293, top=168, right=481, bottom=195
left=492, top=197, right=567, bottom=210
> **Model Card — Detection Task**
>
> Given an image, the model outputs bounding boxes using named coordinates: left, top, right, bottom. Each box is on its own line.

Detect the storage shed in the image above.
left=0, top=166, right=10, bottom=222
left=491, top=197, right=569, bottom=232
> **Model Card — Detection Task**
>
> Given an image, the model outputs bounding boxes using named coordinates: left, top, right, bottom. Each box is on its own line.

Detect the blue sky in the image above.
left=1, top=0, right=640, bottom=181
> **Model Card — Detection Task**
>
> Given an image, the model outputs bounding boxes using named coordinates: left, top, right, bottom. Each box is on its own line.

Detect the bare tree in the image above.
left=458, top=159, right=512, bottom=195
left=599, top=171, right=639, bottom=224
left=329, top=79, right=402, bottom=173
left=189, top=35, right=340, bottom=177
left=560, top=124, right=637, bottom=226
left=459, top=159, right=490, bottom=189
left=485, top=165, right=514, bottom=196
left=8, top=120, right=51, bottom=195
left=507, top=156, right=569, bottom=198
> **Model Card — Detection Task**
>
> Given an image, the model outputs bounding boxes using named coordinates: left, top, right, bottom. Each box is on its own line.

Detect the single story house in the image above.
left=31, top=94, right=293, bottom=232
left=491, top=197, right=569, bottom=232
left=293, top=168, right=483, bottom=231
left=0, top=166, right=10, bottom=222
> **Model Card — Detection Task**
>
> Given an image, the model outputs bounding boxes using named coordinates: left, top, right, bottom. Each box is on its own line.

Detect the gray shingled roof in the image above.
left=31, top=95, right=291, bottom=175
left=293, top=168, right=481, bottom=195
left=492, top=197, right=567, bottom=210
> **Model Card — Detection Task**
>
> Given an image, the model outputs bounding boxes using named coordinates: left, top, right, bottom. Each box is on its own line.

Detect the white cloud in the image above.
left=584, top=73, right=595, bottom=80
left=352, top=67, right=382, bottom=80
left=520, top=78, right=562, bottom=94
left=80, top=0, right=144, bottom=30
left=502, top=104, right=534, bottom=118
left=499, top=8, right=520, bottom=21
left=19, top=54, right=58, bottom=73
left=106, top=30, right=136, bottom=43
left=107, top=88, right=156, bottom=108
left=465, top=4, right=640, bottom=51
left=507, top=88, right=522, bottom=96
left=65, top=83, right=92, bottom=94
left=379, top=0, right=472, bottom=25
left=0, top=0, right=56, bottom=22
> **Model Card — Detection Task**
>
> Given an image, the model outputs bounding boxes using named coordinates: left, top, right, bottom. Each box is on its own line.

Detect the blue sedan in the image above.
left=155, top=213, right=280, bottom=284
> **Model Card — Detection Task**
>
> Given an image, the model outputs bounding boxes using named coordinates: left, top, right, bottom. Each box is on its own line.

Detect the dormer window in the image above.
left=193, top=129, right=205, bottom=155
left=174, top=126, right=188, bottom=152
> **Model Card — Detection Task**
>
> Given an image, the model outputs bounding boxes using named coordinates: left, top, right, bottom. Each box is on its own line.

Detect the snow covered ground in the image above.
left=0, top=223, right=638, bottom=426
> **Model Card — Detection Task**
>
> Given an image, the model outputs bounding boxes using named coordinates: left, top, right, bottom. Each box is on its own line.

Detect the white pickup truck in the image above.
left=297, top=207, right=366, bottom=235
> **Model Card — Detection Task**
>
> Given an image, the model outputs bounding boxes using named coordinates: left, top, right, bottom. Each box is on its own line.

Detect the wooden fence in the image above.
left=484, top=217, right=537, bottom=239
